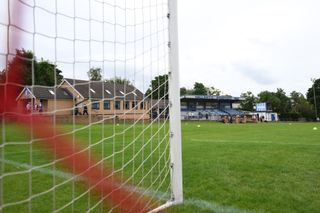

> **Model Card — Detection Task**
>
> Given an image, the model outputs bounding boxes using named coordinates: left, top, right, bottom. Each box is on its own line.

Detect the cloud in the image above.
left=178, top=0, right=320, bottom=96
left=247, top=38, right=275, bottom=47
left=233, top=63, right=276, bottom=85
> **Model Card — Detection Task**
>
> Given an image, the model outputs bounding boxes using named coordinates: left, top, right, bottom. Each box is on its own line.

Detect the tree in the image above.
left=105, top=77, right=131, bottom=85
left=275, top=88, right=291, bottom=115
left=258, top=90, right=281, bottom=112
left=193, top=82, right=207, bottom=95
left=87, top=67, right=102, bottom=81
left=0, top=69, right=5, bottom=83
left=290, top=91, right=314, bottom=120
left=207, top=86, right=221, bottom=96
left=240, top=91, right=256, bottom=111
left=180, top=83, right=222, bottom=96
left=180, top=87, right=187, bottom=96
left=145, top=74, right=169, bottom=99
left=257, top=88, right=291, bottom=115
left=3, top=49, right=63, bottom=86
left=36, top=59, right=63, bottom=86
left=180, top=87, right=194, bottom=95
left=5, top=49, right=34, bottom=85
left=306, top=78, right=320, bottom=119
left=291, top=91, right=306, bottom=111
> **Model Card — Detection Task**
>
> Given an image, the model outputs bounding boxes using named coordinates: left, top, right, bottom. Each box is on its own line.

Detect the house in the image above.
left=16, top=78, right=150, bottom=120
left=16, top=86, right=74, bottom=115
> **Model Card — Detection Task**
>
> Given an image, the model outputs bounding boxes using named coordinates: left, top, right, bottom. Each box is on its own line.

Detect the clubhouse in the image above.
left=16, top=78, right=149, bottom=120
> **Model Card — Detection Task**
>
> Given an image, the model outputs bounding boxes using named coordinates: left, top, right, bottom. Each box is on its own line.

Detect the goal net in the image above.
left=0, top=0, right=182, bottom=212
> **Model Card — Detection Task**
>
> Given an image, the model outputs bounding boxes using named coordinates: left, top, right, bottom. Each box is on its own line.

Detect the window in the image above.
left=188, top=102, right=196, bottom=111
left=140, top=102, right=144, bottom=110
left=92, top=101, right=100, bottom=109
left=132, top=101, right=137, bottom=109
left=48, top=90, right=55, bottom=95
left=220, top=102, right=231, bottom=109
left=124, top=101, right=130, bottom=110
left=181, top=101, right=187, bottom=110
left=196, top=102, right=204, bottom=110
left=24, top=89, right=29, bottom=96
left=104, top=100, right=110, bottom=110
left=115, top=101, right=121, bottom=110
left=207, top=102, right=218, bottom=110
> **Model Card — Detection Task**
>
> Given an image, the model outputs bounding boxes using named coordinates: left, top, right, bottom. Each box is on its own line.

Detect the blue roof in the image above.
left=181, top=95, right=244, bottom=101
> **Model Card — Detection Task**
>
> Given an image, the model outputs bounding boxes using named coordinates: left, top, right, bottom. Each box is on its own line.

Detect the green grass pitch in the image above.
left=1, top=121, right=320, bottom=212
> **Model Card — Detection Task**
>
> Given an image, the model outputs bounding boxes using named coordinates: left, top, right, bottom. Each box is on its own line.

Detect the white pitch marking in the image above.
left=0, top=158, right=75, bottom=179
left=183, top=198, right=256, bottom=213
left=190, top=138, right=320, bottom=146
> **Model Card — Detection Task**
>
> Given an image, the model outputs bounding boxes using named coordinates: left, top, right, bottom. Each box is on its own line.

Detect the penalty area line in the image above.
left=0, top=158, right=75, bottom=179
left=183, top=198, right=257, bottom=213
left=1, top=159, right=257, bottom=213
left=190, top=138, right=320, bottom=146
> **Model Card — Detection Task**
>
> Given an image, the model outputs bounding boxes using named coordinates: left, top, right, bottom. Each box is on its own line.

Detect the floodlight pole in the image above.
left=168, top=0, right=183, bottom=205
left=312, top=78, right=318, bottom=121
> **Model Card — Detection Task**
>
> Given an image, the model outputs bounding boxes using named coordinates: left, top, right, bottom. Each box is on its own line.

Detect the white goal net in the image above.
left=0, top=0, right=182, bottom=212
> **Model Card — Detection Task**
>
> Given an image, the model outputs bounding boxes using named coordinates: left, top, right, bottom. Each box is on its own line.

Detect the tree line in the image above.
left=180, top=82, right=222, bottom=96
left=145, top=74, right=320, bottom=121
left=240, top=87, right=319, bottom=121
left=0, top=49, right=132, bottom=86
left=0, top=49, right=64, bottom=86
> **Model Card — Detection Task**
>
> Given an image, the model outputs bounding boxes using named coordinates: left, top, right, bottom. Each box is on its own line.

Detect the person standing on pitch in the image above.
left=83, top=105, right=88, bottom=115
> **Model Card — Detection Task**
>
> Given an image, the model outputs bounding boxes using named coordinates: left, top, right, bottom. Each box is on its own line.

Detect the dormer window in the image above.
left=24, top=89, right=29, bottom=96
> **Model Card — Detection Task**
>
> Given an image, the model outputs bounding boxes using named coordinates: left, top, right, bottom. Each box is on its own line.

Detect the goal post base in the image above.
left=148, top=200, right=183, bottom=213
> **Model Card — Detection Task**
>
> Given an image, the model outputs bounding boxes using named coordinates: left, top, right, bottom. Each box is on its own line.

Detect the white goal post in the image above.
left=0, top=0, right=182, bottom=212
left=151, top=0, right=183, bottom=211
left=168, top=0, right=183, bottom=206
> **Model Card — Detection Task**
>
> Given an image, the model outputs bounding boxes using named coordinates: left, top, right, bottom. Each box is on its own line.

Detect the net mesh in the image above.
left=0, top=0, right=172, bottom=212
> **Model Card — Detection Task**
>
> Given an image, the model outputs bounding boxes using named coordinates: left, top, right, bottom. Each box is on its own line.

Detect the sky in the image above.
left=1, top=0, right=320, bottom=97
left=0, top=0, right=168, bottom=92
left=178, top=0, right=320, bottom=96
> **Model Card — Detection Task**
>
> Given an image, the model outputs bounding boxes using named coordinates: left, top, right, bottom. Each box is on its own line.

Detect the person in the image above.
left=205, top=113, right=209, bottom=120
left=83, top=105, right=88, bottom=115
left=26, top=102, right=31, bottom=113
left=223, top=115, right=228, bottom=123
left=38, top=102, right=43, bottom=113
left=252, top=114, right=256, bottom=122
left=235, top=115, right=240, bottom=124
left=33, top=103, right=38, bottom=111
left=74, top=105, right=79, bottom=115
left=243, top=115, right=247, bottom=123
